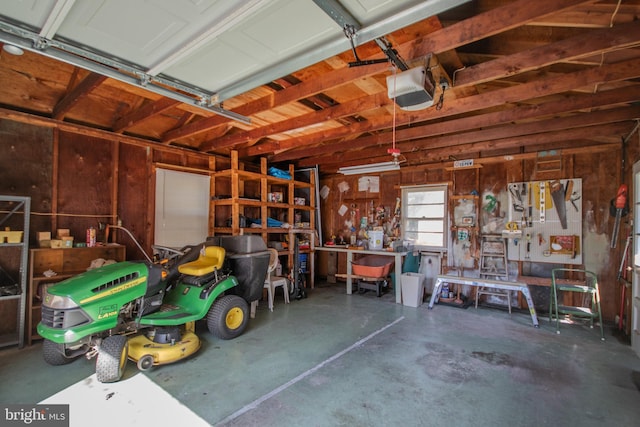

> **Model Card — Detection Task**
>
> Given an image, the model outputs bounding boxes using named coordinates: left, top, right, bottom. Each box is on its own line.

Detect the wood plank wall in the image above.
left=1, top=116, right=637, bottom=326
left=319, top=144, right=634, bottom=324
left=0, top=118, right=214, bottom=262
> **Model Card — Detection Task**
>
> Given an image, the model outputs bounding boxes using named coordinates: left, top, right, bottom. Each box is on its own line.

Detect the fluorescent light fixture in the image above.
left=338, top=161, right=400, bottom=175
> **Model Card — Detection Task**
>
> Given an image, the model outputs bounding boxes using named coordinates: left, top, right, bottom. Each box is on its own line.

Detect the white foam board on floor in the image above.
left=40, top=373, right=210, bottom=427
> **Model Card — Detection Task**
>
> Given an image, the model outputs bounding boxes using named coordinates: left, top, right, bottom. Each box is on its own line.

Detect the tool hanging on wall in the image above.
left=534, top=181, right=550, bottom=223
left=508, top=183, right=524, bottom=212
left=550, top=180, right=568, bottom=229
left=610, top=184, right=628, bottom=248
left=617, top=222, right=633, bottom=331
left=527, top=182, right=533, bottom=228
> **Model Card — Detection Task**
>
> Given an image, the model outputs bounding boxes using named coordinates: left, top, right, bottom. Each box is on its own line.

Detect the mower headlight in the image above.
left=42, top=289, right=79, bottom=309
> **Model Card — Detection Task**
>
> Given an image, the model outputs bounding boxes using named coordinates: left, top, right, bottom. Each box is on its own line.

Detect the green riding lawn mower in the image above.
left=37, top=228, right=271, bottom=383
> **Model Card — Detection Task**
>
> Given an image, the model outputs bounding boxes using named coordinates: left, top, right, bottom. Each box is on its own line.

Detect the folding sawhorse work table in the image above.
left=428, top=274, right=540, bottom=327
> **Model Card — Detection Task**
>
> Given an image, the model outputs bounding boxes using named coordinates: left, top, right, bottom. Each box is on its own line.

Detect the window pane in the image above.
left=418, top=220, right=443, bottom=232
left=420, top=232, right=443, bottom=247
left=407, top=204, right=444, bottom=218
left=405, top=219, right=443, bottom=233
left=408, top=191, right=444, bottom=204
left=405, top=231, right=443, bottom=247
left=402, top=184, right=448, bottom=250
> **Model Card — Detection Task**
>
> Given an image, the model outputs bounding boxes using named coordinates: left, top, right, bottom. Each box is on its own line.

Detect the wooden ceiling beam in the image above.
left=277, top=85, right=640, bottom=163
left=245, top=21, right=640, bottom=158
left=453, top=20, right=640, bottom=87
left=200, top=92, right=390, bottom=151
left=414, top=122, right=633, bottom=162
left=397, top=106, right=640, bottom=154
left=52, top=72, right=106, bottom=120
left=0, top=107, right=211, bottom=157
left=309, top=108, right=638, bottom=168
left=310, top=121, right=632, bottom=170
left=529, top=2, right=640, bottom=28
left=310, top=117, right=635, bottom=169
left=408, top=0, right=592, bottom=57
left=163, top=0, right=590, bottom=145
left=160, top=64, right=388, bottom=144
left=273, top=57, right=640, bottom=163
left=112, top=97, right=180, bottom=133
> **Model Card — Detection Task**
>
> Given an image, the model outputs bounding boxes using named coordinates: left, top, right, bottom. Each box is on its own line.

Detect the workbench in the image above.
left=428, top=274, right=540, bottom=327
left=315, top=246, right=407, bottom=304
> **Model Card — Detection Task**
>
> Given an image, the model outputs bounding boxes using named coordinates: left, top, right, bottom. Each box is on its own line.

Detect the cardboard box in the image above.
left=37, top=231, right=51, bottom=241
left=38, top=231, right=52, bottom=247
left=61, top=236, right=74, bottom=248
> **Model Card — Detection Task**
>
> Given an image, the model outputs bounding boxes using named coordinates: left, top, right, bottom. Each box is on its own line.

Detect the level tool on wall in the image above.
left=539, top=181, right=546, bottom=223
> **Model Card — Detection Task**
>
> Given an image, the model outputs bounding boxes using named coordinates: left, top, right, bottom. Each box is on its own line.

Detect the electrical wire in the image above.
left=0, top=210, right=116, bottom=218
left=594, top=0, right=623, bottom=94
left=436, top=80, right=446, bottom=111
left=610, top=0, right=622, bottom=27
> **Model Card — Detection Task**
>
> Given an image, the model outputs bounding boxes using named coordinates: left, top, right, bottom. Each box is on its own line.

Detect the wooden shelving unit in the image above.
left=26, top=244, right=126, bottom=345
left=211, top=151, right=316, bottom=287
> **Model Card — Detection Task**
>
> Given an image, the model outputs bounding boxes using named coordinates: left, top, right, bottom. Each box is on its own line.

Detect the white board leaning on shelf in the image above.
left=505, top=179, right=582, bottom=265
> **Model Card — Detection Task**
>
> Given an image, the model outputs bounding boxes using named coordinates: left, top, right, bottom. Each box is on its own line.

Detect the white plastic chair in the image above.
left=250, top=248, right=289, bottom=316
left=264, top=248, right=290, bottom=311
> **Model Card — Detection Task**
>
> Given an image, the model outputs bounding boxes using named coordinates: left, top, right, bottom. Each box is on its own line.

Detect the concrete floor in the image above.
left=1, top=282, right=640, bottom=427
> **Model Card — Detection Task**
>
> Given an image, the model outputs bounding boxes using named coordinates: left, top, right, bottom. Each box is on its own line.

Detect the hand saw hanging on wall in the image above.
left=549, top=180, right=568, bottom=229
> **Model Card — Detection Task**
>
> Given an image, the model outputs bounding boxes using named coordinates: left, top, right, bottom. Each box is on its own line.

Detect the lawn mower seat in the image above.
left=178, top=246, right=225, bottom=277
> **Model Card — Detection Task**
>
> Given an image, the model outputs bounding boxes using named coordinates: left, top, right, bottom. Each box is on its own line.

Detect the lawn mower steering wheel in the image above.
left=152, top=245, right=185, bottom=262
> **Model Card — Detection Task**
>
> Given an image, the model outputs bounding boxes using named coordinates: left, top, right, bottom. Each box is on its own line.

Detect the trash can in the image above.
left=401, top=272, right=425, bottom=307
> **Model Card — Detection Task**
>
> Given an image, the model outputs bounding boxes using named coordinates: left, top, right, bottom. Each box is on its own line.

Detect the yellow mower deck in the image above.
left=128, top=329, right=201, bottom=369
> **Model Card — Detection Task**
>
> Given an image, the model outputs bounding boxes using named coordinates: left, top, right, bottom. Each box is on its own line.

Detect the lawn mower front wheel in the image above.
left=42, top=339, right=78, bottom=366
left=96, top=335, right=129, bottom=383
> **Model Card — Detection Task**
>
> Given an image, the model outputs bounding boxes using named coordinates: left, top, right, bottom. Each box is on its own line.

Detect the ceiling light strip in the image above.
left=338, top=161, right=400, bottom=175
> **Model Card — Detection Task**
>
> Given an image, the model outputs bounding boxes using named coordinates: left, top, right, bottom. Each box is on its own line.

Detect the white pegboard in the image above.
left=505, top=179, right=582, bottom=264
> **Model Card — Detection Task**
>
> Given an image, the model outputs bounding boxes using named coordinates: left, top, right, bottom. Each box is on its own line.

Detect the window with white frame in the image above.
left=401, top=184, right=448, bottom=250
